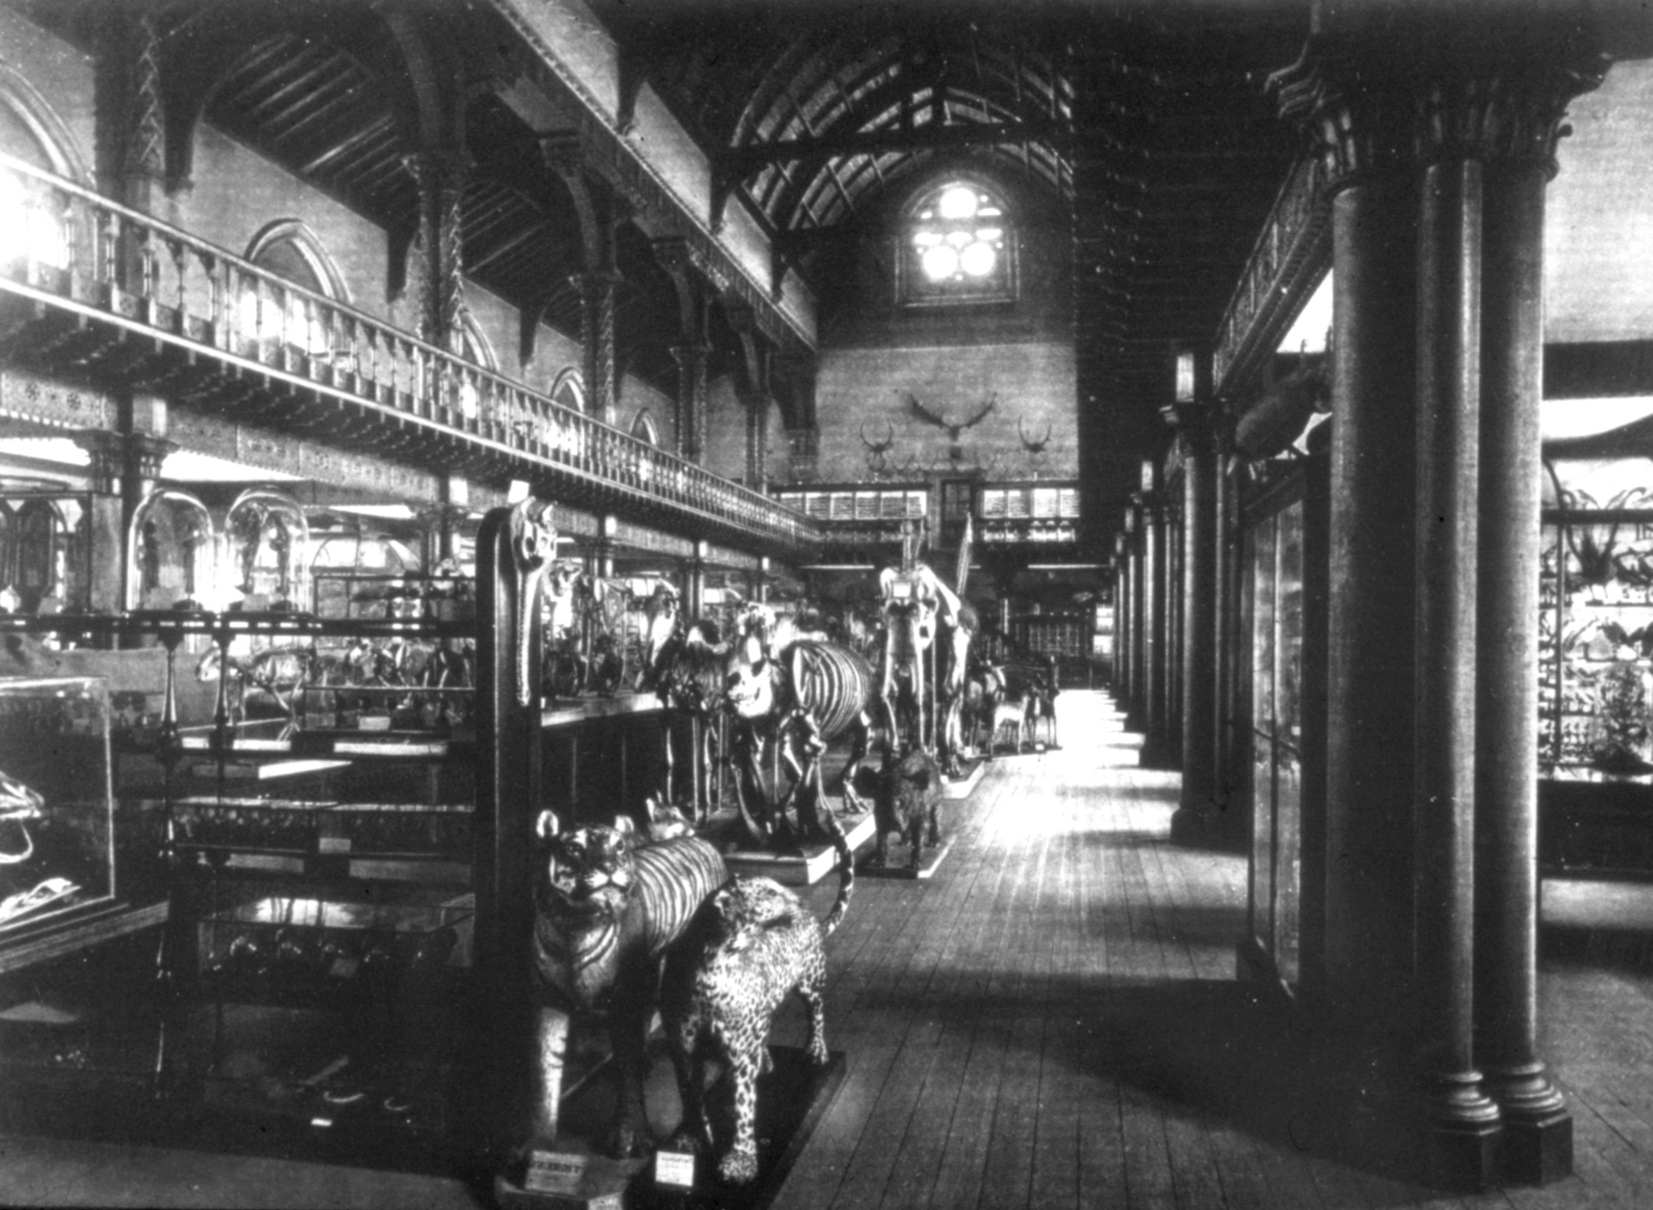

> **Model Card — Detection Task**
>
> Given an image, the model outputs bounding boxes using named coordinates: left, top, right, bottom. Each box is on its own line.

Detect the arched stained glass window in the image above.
left=900, top=179, right=1016, bottom=307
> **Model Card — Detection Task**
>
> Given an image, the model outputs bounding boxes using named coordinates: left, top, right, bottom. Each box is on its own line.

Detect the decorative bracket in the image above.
left=508, top=497, right=558, bottom=706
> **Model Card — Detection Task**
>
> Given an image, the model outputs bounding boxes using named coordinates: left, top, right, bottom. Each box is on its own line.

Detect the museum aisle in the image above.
left=5, top=690, right=1653, bottom=1209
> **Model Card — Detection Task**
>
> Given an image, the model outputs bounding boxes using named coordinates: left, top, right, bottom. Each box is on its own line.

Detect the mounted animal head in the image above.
left=1018, top=417, right=1054, bottom=455
left=859, top=418, right=896, bottom=464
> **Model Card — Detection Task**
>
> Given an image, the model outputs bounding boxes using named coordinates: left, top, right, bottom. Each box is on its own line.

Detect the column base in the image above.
left=1425, top=1077, right=1504, bottom=1192
left=1428, top=1119, right=1503, bottom=1191
left=1500, top=1106, right=1573, bottom=1185
left=1485, top=1062, right=1571, bottom=1183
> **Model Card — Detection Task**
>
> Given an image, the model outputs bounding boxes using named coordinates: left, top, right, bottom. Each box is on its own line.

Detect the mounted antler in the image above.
left=1018, top=417, right=1053, bottom=454
left=859, top=418, right=896, bottom=454
left=899, top=390, right=998, bottom=442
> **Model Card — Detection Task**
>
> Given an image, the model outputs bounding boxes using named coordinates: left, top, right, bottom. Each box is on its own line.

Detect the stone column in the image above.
left=71, top=430, right=128, bottom=616
left=1272, top=10, right=1606, bottom=1186
left=1172, top=409, right=1221, bottom=839
left=1140, top=491, right=1171, bottom=767
left=1476, top=154, right=1578, bottom=1186
left=1126, top=498, right=1147, bottom=731
left=1165, top=494, right=1184, bottom=763
left=1114, top=532, right=1131, bottom=700
left=1412, top=151, right=1501, bottom=1174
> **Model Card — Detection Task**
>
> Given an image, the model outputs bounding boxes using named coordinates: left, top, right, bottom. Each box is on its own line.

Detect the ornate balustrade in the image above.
left=0, top=152, right=818, bottom=555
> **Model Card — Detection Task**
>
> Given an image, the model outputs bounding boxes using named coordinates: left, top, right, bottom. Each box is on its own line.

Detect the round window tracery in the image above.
left=911, top=184, right=1005, bottom=285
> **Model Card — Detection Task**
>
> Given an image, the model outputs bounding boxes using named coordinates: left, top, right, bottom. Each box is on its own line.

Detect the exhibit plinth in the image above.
left=632, top=1047, right=847, bottom=1210
left=942, top=759, right=986, bottom=799
left=723, top=814, right=875, bottom=886
left=858, top=836, right=955, bottom=881
left=495, top=1152, right=644, bottom=1210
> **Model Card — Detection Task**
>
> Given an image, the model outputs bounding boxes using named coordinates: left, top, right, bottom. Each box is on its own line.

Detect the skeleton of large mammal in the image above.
left=723, top=633, right=877, bottom=848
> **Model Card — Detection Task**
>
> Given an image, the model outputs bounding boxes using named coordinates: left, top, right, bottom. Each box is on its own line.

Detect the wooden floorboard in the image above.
left=765, top=691, right=1653, bottom=1210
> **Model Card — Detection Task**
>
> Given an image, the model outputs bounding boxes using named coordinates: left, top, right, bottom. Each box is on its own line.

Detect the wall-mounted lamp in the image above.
left=1139, top=458, right=1157, bottom=494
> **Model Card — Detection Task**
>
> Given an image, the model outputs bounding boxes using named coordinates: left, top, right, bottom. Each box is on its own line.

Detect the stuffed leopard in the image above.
left=660, top=819, right=852, bottom=1185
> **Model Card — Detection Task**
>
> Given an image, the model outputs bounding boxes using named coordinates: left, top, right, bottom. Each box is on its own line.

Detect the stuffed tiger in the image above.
left=660, top=825, right=852, bottom=1185
left=531, top=812, right=727, bottom=1157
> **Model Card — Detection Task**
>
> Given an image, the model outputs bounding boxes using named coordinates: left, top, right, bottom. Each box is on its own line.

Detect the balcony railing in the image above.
left=0, top=151, right=818, bottom=554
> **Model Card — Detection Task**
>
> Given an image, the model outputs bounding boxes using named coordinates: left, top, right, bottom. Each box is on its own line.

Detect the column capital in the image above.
left=1270, top=21, right=1608, bottom=192
left=126, top=433, right=177, bottom=481
left=73, top=429, right=126, bottom=493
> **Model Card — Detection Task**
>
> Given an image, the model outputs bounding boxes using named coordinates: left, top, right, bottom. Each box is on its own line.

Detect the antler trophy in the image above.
left=899, top=390, right=997, bottom=466
left=1019, top=417, right=1054, bottom=475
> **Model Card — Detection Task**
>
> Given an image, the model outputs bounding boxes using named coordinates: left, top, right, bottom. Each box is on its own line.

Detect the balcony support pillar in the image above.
left=404, top=150, right=470, bottom=355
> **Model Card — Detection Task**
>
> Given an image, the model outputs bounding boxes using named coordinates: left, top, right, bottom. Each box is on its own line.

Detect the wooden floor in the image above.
left=766, top=689, right=1653, bottom=1210
left=6, top=688, right=1653, bottom=1208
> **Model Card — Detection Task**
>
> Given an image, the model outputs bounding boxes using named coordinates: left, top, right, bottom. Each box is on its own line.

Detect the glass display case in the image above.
left=0, top=677, right=116, bottom=956
left=225, top=488, right=309, bottom=612
left=0, top=488, right=98, bottom=614
left=126, top=488, right=215, bottom=612
left=1538, top=456, right=1653, bottom=771
left=1247, top=495, right=1304, bottom=988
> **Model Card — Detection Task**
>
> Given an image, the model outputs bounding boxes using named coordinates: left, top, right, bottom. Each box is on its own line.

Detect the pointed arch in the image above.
left=630, top=410, right=660, bottom=446
left=550, top=368, right=587, bottom=415
left=244, top=220, right=352, bottom=304
left=0, top=63, right=92, bottom=182
left=898, top=174, right=1018, bottom=307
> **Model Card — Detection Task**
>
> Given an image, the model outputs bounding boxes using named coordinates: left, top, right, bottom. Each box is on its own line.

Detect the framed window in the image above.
left=898, top=179, right=1016, bottom=308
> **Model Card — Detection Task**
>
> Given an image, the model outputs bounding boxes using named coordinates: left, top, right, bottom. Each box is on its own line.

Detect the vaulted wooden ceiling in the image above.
left=593, top=0, right=1307, bottom=515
